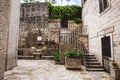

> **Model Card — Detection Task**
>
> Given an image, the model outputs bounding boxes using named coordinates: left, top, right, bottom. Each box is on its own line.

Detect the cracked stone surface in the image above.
left=5, top=60, right=114, bottom=80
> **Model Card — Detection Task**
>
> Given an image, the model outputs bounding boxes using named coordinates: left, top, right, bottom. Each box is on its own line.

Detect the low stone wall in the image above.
left=18, top=48, right=33, bottom=56
left=59, top=43, right=72, bottom=64
left=43, top=48, right=58, bottom=56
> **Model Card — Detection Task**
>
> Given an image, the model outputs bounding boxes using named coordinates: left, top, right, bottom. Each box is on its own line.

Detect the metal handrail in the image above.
left=59, top=29, right=88, bottom=53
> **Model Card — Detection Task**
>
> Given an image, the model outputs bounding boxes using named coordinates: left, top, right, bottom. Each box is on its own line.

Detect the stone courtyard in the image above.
left=5, top=60, right=113, bottom=80
left=0, top=0, right=120, bottom=80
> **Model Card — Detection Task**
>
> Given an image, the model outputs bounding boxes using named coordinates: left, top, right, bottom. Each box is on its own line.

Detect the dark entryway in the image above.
left=61, top=17, right=68, bottom=28
left=101, top=36, right=111, bottom=57
left=101, top=36, right=111, bottom=72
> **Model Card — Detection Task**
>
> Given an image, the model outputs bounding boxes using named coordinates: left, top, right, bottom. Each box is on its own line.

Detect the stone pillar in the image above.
left=0, top=54, right=5, bottom=80
left=59, top=43, right=72, bottom=64
left=6, top=0, right=20, bottom=70
left=0, top=0, right=20, bottom=79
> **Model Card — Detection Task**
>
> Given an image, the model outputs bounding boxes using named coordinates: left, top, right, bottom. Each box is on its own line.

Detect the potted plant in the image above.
left=54, top=52, right=59, bottom=64
left=65, top=48, right=83, bottom=69
left=111, top=62, right=120, bottom=80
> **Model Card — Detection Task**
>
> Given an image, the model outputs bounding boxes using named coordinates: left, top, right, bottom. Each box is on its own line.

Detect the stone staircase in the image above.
left=59, top=27, right=104, bottom=71
left=83, top=54, right=104, bottom=71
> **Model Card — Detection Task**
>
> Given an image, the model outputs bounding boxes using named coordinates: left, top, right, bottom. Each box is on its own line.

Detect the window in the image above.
left=99, top=0, right=109, bottom=13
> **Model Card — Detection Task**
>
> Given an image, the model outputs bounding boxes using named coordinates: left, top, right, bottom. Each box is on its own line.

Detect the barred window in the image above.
left=99, top=0, right=109, bottom=13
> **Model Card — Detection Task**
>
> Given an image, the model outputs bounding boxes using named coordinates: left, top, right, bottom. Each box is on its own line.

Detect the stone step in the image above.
left=85, top=62, right=101, bottom=65
left=86, top=65, right=103, bottom=68
left=85, top=59, right=98, bottom=62
left=86, top=68, right=104, bottom=71
left=83, top=54, right=104, bottom=71
left=84, top=56, right=97, bottom=59
left=42, top=56, right=54, bottom=60
left=18, top=55, right=34, bottom=59
left=84, top=54, right=95, bottom=56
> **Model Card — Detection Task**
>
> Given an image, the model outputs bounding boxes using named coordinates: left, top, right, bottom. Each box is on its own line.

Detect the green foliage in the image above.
left=54, top=52, right=59, bottom=61
left=65, top=48, right=83, bottom=58
left=74, top=18, right=82, bottom=23
left=48, top=3, right=82, bottom=22
left=112, top=62, right=119, bottom=69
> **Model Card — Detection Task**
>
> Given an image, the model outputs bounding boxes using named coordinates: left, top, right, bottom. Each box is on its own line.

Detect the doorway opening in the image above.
left=101, top=36, right=111, bottom=72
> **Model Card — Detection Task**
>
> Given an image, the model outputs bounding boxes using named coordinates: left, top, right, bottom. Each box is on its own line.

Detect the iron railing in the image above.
left=59, top=28, right=88, bottom=53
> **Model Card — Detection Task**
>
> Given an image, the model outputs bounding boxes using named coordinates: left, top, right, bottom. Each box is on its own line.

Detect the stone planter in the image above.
left=65, top=57, right=82, bottom=69
left=111, top=68, right=120, bottom=80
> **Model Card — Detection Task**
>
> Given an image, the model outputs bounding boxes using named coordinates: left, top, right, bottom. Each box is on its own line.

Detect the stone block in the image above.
left=65, top=57, right=82, bottom=69
left=59, top=43, right=72, bottom=64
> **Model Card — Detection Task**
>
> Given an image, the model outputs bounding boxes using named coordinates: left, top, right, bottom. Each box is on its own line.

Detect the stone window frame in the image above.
left=99, top=0, right=111, bottom=14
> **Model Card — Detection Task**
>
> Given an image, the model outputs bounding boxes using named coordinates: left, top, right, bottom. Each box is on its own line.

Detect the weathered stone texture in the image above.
left=82, top=0, right=120, bottom=68
left=78, top=35, right=88, bottom=51
left=48, top=19, right=61, bottom=43
left=65, top=57, right=82, bottom=69
left=0, top=0, right=10, bottom=79
left=59, top=43, right=72, bottom=64
left=0, top=0, right=20, bottom=79
left=6, top=0, right=20, bottom=70
left=19, top=3, right=49, bottom=48
left=0, top=53, right=5, bottom=80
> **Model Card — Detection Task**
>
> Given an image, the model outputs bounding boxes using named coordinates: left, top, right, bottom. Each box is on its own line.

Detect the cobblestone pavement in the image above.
left=5, top=60, right=113, bottom=80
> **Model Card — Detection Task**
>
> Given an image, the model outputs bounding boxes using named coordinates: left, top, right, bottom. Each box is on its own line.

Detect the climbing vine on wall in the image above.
left=48, top=2, right=82, bottom=23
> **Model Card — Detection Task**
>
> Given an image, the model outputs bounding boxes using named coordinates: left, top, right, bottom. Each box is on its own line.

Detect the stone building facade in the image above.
left=0, top=0, right=20, bottom=79
left=82, top=0, right=120, bottom=75
left=19, top=2, right=49, bottom=48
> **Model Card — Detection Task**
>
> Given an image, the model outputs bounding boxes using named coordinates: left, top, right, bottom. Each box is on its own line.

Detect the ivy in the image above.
left=48, top=3, right=82, bottom=22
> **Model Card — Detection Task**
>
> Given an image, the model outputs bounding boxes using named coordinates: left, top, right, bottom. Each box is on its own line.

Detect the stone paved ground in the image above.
left=5, top=60, right=114, bottom=80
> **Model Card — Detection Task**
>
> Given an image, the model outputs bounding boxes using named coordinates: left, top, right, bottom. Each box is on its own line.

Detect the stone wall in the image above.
left=82, top=0, right=120, bottom=68
left=48, top=19, right=61, bottom=43
left=0, top=0, right=10, bottom=79
left=19, top=2, right=49, bottom=48
left=78, top=35, right=88, bottom=51
left=48, top=19, right=82, bottom=43
left=0, top=0, right=20, bottom=79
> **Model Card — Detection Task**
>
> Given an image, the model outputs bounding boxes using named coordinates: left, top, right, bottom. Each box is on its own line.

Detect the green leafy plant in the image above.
left=54, top=52, right=59, bottom=61
left=48, top=3, right=82, bottom=22
left=65, top=48, right=83, bottom=58
left=74, top=18, right=82, bottom=23
left=112, top=62, right=119, bottom=69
